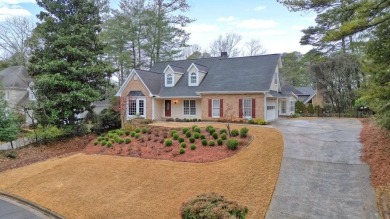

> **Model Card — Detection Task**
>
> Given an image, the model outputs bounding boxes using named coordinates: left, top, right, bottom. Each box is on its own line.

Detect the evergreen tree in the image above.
left=0, top=84, right=19, bottom=149
left=29, top=0, right=114, bottom=127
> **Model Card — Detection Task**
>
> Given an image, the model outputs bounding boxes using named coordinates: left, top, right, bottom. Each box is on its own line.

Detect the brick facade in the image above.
left=200, top=94, right=265, bottom=121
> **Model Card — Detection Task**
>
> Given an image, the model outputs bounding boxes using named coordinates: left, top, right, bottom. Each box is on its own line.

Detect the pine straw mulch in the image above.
left=360, top=118, right=390, bottom=219
left=0, top=123, right=283, bottom=219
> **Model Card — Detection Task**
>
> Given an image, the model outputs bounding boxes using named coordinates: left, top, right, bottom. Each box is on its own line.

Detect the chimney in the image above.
left=220, top=52, right=228, bottom=58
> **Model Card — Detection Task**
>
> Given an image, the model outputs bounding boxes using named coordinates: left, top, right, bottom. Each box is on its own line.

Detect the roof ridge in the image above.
left=193, top=63, right=208, bottom=67
left=154, top=53, right=281, bottom=64
left=135, top=69, right=163, bottom=75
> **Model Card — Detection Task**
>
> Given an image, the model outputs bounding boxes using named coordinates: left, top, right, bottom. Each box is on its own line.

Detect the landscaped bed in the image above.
left=84, top=124, right=251, bottom=163
left=0, top=123, right=283, bottom=219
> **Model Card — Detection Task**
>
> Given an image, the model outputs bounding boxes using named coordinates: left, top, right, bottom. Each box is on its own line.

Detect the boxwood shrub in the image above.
left=190, top=144, right=196, bottom=150
left=135, top=128, right=141, bottom=133
left=212, top=132, right=218, bottom=139
left=125, top=138, right=131, bottom=144
left=194, top=132, right=200, bottom=139
left=201, top=139, right=207, bottom=146
left=185, top=131, right=192, bottom=138
left=226, top=139, right=239, bottom=150
left=220, top=129, right=227, bottom=134
left=179, top=148, right=185, bottom=154
left=189, top=137, right=195, bottom=143
left=231, top=129, right=239, bottom=137
left=178, top=137, right=185, bottom=143
left=173, top=133, right=179, bottom=140
left=164, top=139, right=172, bottom=147
left=182, top=127, right=189, bottom=134
left=217, top=138, right=223, bottom=146
left=221, top=133, right=227, bottom=140
left=194, top=127, right=201, bottom=133
left=200, top=134, right=206, bottom=139
left=180, top=142, right=186, bottom=148
left=209, top=140, right=215, bottom=146
left=240, top=127, right=249, bottom=138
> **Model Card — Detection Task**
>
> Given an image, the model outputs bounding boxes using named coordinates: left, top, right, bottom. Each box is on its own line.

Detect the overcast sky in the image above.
left=0, top=0, right=316, bottom=54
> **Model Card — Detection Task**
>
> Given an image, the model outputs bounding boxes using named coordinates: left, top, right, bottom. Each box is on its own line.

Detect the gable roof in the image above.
left=0, top=66, right=32, bottom=89
left=135, top=69, right=162, bottom=95
left=295, top=87, right=316, bottom=103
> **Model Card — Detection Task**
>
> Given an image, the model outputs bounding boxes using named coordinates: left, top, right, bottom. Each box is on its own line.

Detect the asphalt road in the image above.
left=266, top=118, right=379, bottom=219
left=0, top=197, right=48, bottom=219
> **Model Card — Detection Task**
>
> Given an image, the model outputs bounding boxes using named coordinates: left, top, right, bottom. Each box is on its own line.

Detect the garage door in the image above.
left=266, top=100, right=277, bottom=121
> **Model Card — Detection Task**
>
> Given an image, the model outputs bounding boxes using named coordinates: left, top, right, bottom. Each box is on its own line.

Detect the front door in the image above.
left=165, top=100, right=171, bottom=117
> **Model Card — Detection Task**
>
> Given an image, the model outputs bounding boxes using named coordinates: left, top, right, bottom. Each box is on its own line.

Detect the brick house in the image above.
left=115, top=53, right=302, bottom=126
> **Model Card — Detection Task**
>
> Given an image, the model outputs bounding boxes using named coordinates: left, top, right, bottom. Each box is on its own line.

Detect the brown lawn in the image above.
left=0, top=123, right=283, bottom=219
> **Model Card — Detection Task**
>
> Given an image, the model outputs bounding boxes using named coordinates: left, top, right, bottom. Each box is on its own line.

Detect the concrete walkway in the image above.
left=266, top=118, right=379, bottom=219
left=0, top=196, right=47, bottom=219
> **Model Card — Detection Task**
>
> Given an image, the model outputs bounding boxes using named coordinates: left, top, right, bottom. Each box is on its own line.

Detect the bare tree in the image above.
left=245, top=39, right=266, bottom=56
left=210, top=33, right=242, bottom=57
left=0, top=17, right=35, bottom=66
left=181, top=44, right=202, bottom=59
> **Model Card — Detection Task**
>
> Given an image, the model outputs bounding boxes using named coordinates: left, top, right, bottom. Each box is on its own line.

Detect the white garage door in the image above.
left=266, top=100, right=277, bottom=121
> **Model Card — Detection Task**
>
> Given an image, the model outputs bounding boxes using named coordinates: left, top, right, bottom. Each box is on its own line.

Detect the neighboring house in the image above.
left=0, top=66, right=36, bottom=124
left=295, top=86, right=324, bottom=107
left=116, top=53, right=308, bottom=125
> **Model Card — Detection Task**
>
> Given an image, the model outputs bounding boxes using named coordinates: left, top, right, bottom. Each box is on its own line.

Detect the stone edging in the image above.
left=0, top=191, right=64, bottom=219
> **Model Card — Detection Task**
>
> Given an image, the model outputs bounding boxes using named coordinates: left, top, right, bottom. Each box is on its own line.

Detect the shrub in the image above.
left=248, top=119, right=256, bottom=124
left=205, top=125, right=213, bottom=131
left=125, top=138, right=131, bottom=144
left=173, top=133, right=179, bottom=140
left=125, top=130, right=130, bottom=135
left=193, top=127, right=201, bottom=133
left=141, top=127, right=148, bottom=134
left=192, top=125, right=198, bottom=131
left=194, top=132, right=200, bottom=139
left=179, top=148, right=185, bottom=154
left=164, top=139, right=172, bottom=146
left=240, top=127, right=249, bottom=138
left=189, top=137, right=195, bottom=143
left=212, top=132, right=218, bottom=139
left=101, top=140, right=107, bottom=146
left=180, top=193, right=248, bottom=219
left=117, top=138, right=124, bottom=144
left=182, top=127, right=189, bottom=134
left=97, top=136, right=104, bottom=141
left=92, top=108, right=121, bottom=134
left=28, top=125, right=65, bottom=144
left=178, top=137, right=185, bottom=143
left=217, top=138, right=223, bottom=146
left=226, top=139, right=239, bottom=150
left=209, top=128, right=215, bottom=135
left=170, top=130, right=177, bottom=136
left=200, top=134, right=206, bottom=139
left=94, top=141, right=99, bottom=146
left=201, top=139, right=207, bottom=146
left=190, top=144, right=196, bottom=150
left=185, top=131, right=192, bottom=138
left=135, top=128, right=141, bottom=133
left=256, top=119, right=267, bottom=125
left=130, top=131, right=136, bottom=137
left=209, top=140, right=215, bottom=146
left=106, top=141, right=113, bottom=147
left=231, top=129, right=239, bottom=137
left=221, top=133, right=227, bottom=140
left=135, top=133, right=141, bottom=138
left=116, top=129, right=125, bottom=136
left=6, top=151, right=17, bottom=159
left=180, top=142, right=186, bottom=148
left=220, top=129, right=227, bottom=134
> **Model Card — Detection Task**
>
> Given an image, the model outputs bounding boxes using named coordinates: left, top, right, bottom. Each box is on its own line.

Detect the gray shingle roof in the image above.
left=295, top=87, right=315, bottom=96
left=149, top=54, right=281, bottom=97
left=168, top=65, right=184, bottom=73
left=128, top=90, right=145, bottom=96
left=135, top=69, right=162, bottom=95
left=193, top=63, right=208, bottom=72
left=0, top=66, right=32, bottom=89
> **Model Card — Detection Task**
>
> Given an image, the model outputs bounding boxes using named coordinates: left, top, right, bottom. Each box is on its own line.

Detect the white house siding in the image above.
left=269, top=67, right=279, bottom=92
left=278, top=97, right=296, bottom=116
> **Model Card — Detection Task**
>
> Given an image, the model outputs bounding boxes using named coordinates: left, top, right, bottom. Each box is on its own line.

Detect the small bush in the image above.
left=180, top=142, right=186, bottom=148
left=205, top=125, right=213, bottom=131
left=256, top=119, right=267, bottom=125
left=106, top=141, right=113, bottom=147
left=200, top=134, right=206, bottom=139
left=217, top=138, right=223, bottom=146
left=220, top=129, right=227, bottom=134
left=226, top=139, right=239, bottom=150
left=125, top=138, right=131, bottom=144
left=97, top=136, right=104, bottom=141
left=135, top=133, right=141, bottom=138
left=179, top=148, right=185, bottom=154
left=212, top=132, right=218, bottom=139
left=141, top=127, right=148, bottom=134
left=94, top=141, right=99, bottom=146
left=180, top=193, right=248, bottom=219
left=135, top=128, right=141, bottom=133
left=178, top=137, right=185, bottom=143
left=117, top=138, right=124, bottom=144
left=182, top=127, right=189, bottom=134
left=170, top=130, right=177, bottom=136
left=189, top=137, right=195, bottom=143
left=125, top=130, right=130, bottom=135
left=116, top=129, right=125, bottom=136
left=240, top=127, right=249, bottom=138
left=101, top=140, right=107, bottom=146
left=231, top=129, right=239, bottom=137
left=164, top=139, right=172, bottom=147
left=194, top=127, right=201, bottom=133
left=209, top=128, right=215, bottom=135
left=173, top=133, right=179, bottom=140
left=209, top=140, right=215, bottom=146
left=194, top=132, right=200, bottom=139
left=221, top=133, right=227, bottom=140
left=130, top=132, right=136, bottom=137
left=190, top=144, right=196, bottom=150
left=6, top=151, right=17, bottom=159
left=185, top=131, right=192, bottom=138
left=192, top=125, right=198, bottom=131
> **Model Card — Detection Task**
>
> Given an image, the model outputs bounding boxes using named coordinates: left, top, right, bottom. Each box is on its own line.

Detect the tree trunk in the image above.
left=10, top=140, right=14, bottom=149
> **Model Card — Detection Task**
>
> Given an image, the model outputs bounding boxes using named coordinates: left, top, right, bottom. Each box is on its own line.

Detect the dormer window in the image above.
left=190, top=73, right=197, bottom=84
left=166, top=74, right=173, bottom=86
left=29, top=88, right=36, bottom=100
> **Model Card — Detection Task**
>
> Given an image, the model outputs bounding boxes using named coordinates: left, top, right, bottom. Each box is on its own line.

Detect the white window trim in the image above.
left=183, top=100, right=196, bottom=116
left=28, top=88, right=37, bottom=101
left=242, top=99, right=252, bottom=118
left=4, top=90, right=9, bottom=100
left=281, top=101, right=287, bottom=114
left=188, top=72, right=198, bottom=86
left=212, top=99, right=220, bottom=118
left=127, top=97, right=146, bottom=119
left=165, top=73, right=174, bottom=87
left=290, top=100, right=295, bottom=113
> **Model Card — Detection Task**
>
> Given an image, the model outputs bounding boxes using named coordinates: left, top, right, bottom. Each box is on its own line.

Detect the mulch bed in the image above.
left=360, top=118, right=390, bottom=218
left=84, top=126, right=251, bottom=163
left=0, top=135, right=95, bottom=172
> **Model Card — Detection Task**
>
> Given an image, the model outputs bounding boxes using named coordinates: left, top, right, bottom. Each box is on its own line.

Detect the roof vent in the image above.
left=220, top=52, right=228, bottom=58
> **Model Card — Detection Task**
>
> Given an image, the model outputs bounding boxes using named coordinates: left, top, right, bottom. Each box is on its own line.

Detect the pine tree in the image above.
left=0, top=84, right=19, bottom=149
left=29, top=0, right=114, bottom=127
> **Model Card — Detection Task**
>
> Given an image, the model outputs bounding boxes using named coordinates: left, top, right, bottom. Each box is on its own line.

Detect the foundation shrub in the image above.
left=231, top=129, right=239, bottom=137
left=226, top=139, right=239, bottom=150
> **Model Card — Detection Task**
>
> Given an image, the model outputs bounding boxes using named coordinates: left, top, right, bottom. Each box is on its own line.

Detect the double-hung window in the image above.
left=128, top=98, right=146, bottom=118
left=290, top=100, right=295, bottom=112
left=184, top=100, right=196, bottom=115
left=212, top=99, right=220, bottom=118
left=190, top=73, right=197, bottom=84
left=243, top=99, right=252, bottom=117
left=166, top=74, right=173, bottom=85
left=281, top=101, right=286, bottom=113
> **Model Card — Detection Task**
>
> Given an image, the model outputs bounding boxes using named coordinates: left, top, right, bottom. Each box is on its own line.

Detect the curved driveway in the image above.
left=0, top=196, right=47, bottom=219
left=266, top=118, right=379, bottom=219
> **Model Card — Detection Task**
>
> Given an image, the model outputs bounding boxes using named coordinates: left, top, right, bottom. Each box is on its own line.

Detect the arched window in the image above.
left=166, top=74, right=173, bottom=85
left=190, top=72, right=197, bottom=84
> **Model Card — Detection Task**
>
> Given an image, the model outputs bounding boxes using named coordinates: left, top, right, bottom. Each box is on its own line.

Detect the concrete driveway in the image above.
left=0, top=196, right=48, bottom=219
left=266, top=118, right=379, bottom=219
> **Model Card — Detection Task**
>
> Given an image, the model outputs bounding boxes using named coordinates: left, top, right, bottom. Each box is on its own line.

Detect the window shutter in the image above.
left=208, top=99, right=212, bottom=117
left=239, top=99, right=243, bottom=118
left=220, top=99, right=223, bottom=118
left=252, top=99, right=256, bottom=118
